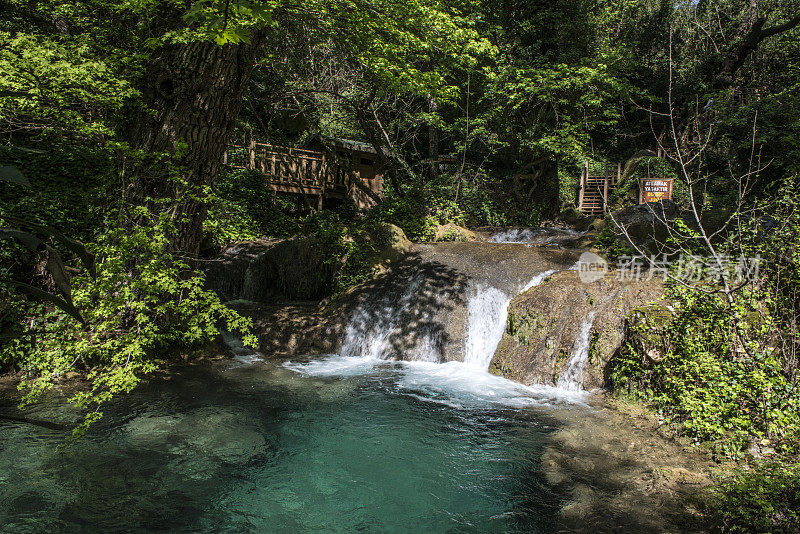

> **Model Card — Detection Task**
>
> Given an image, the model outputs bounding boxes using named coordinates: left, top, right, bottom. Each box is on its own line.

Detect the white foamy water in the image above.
left=284, top=268, right=590, bottom=407
left=463, top=270, right=556, bottom=369
left=397, top=360, right=588, bottom=408
left=284, top=355, right=588, bottom=407
left=490, top=228, right=536, bottom=243
left=490, top=227, right=584, bottom=244
left=339, top=275, right=421, bottom=359
left=557, top=312, right=597, bottom=391
left=284, top=354, right=385, bottom=377
left=404, top=324, right=442, bottom=363
left=522, top=269, right=556, bottom=292
left=463, top=284, right=511, bottom=369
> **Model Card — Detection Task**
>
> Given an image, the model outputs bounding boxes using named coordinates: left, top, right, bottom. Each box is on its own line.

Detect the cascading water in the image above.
left=522, top=269, right=557, bottom=292
left=490, top=228, right=536, bottom=243
left=285, top=239, right=589, bottom=403
left=463, top=284, right=510, bottom=368
left=339, top=275, right=422, bottom=359
left=463, top=270, right=557, bottom=369
left=557, top=312, right=596, bottom=391
left=490, top=227, right=585, bottom=245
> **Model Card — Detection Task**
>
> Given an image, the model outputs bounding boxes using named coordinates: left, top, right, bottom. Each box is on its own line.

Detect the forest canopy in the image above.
left=2, top=1, right=800, bottom=526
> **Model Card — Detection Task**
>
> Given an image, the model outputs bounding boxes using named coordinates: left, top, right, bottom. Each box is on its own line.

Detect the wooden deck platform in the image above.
left=224, top=139, right=383, bottom=209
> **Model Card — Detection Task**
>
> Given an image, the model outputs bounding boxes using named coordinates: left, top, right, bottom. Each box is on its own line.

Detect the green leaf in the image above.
left=5, top=280, right=85, bottom=325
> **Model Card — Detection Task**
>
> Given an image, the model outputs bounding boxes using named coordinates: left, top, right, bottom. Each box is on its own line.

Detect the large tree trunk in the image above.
left=125, top=40, right=256, bottom=255
left=427, top=94, right=439, bottom=181
left=715, top=1, right=800, bottom=88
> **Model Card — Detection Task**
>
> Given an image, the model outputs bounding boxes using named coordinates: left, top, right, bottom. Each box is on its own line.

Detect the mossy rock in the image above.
left=490, top=270, right=665, bottom=389
left=365, top=222, right=412, bottom=263
left=433, top=223, right=476, bottom=242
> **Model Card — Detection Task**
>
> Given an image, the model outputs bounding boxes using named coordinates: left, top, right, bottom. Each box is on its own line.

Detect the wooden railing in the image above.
left=225, top=142, right=349, bottom=193
left=578, top=161, right=620, bottom=216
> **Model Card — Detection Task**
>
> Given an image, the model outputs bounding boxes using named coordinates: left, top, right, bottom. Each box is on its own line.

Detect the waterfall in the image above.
left=339, top=275, right=422, bottom=360
left=463, top=284, right=510, bottom=368
left=463, top=270, right=557, bottom=369
left=285, top=255, right=590, bottom=405
left=557, top=312, right=596, bottom=391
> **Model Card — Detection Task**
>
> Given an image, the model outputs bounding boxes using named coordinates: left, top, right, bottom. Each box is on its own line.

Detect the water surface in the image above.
left=0, top=359, right=584, bottom=533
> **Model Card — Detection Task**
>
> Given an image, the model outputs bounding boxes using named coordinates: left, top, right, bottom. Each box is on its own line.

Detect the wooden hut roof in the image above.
left=302, top=134, right=379, bottom=155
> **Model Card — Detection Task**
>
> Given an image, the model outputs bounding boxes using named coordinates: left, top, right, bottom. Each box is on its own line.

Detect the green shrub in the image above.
left=611, top=286, right=800, bottom=459
left=5, top=210, right=255, bottom=437
left=204, top=168, right=301, bottom=245
left=705, top=461, right=800, bottom=533
left=593, top=219, right=636, bottom=261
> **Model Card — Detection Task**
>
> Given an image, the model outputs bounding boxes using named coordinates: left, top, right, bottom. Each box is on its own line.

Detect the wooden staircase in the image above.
left=578, top=162, right=620, bottom=217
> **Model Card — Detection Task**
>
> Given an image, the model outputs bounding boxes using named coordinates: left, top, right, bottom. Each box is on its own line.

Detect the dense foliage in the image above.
left=2, top=0, right=800, bottom=529
left=706, top=461, right=800, bottom=533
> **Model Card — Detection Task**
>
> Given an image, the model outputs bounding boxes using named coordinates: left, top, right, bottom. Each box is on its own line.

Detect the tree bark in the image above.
left=125, top=40, right=257, bottom=255
left=716, top=3, right=800, bottom=88
left=427, top=94, right=439, bottom=181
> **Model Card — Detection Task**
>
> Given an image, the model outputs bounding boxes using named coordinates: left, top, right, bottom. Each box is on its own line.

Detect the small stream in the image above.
left=0, top=228, right=707, bottom=533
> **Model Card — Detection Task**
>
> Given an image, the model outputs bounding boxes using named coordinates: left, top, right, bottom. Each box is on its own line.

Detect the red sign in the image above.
left=640, top=178, right=673, bottom=203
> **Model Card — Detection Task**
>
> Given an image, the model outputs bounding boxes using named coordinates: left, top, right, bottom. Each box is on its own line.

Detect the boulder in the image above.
left=246, top=236, right=338, bottom=301
left=365, top=222, right=412, bottom=263
left=204, top=236, right=338, bottom=302
left=433, top=223, right=476, bottom=242
left=609, top=200, right=682, bottom=254
left=490, top=270, right=664, bottom=389
left=203, top=239, right=279, bottom=301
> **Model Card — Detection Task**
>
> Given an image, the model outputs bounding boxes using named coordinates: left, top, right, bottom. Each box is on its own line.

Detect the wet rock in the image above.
left=491, top=270, right=664, bottom=389
left=249, top=236, right=340, bottom=300
left=124, top=408, right=268, bottom=466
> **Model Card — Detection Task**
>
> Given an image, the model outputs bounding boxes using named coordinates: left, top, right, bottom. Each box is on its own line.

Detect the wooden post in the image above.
left=248, top=136, right=255, bottom=170
left=603, top=170, right=610, bottom=213
left=578, top=160, right=587, bottom=210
